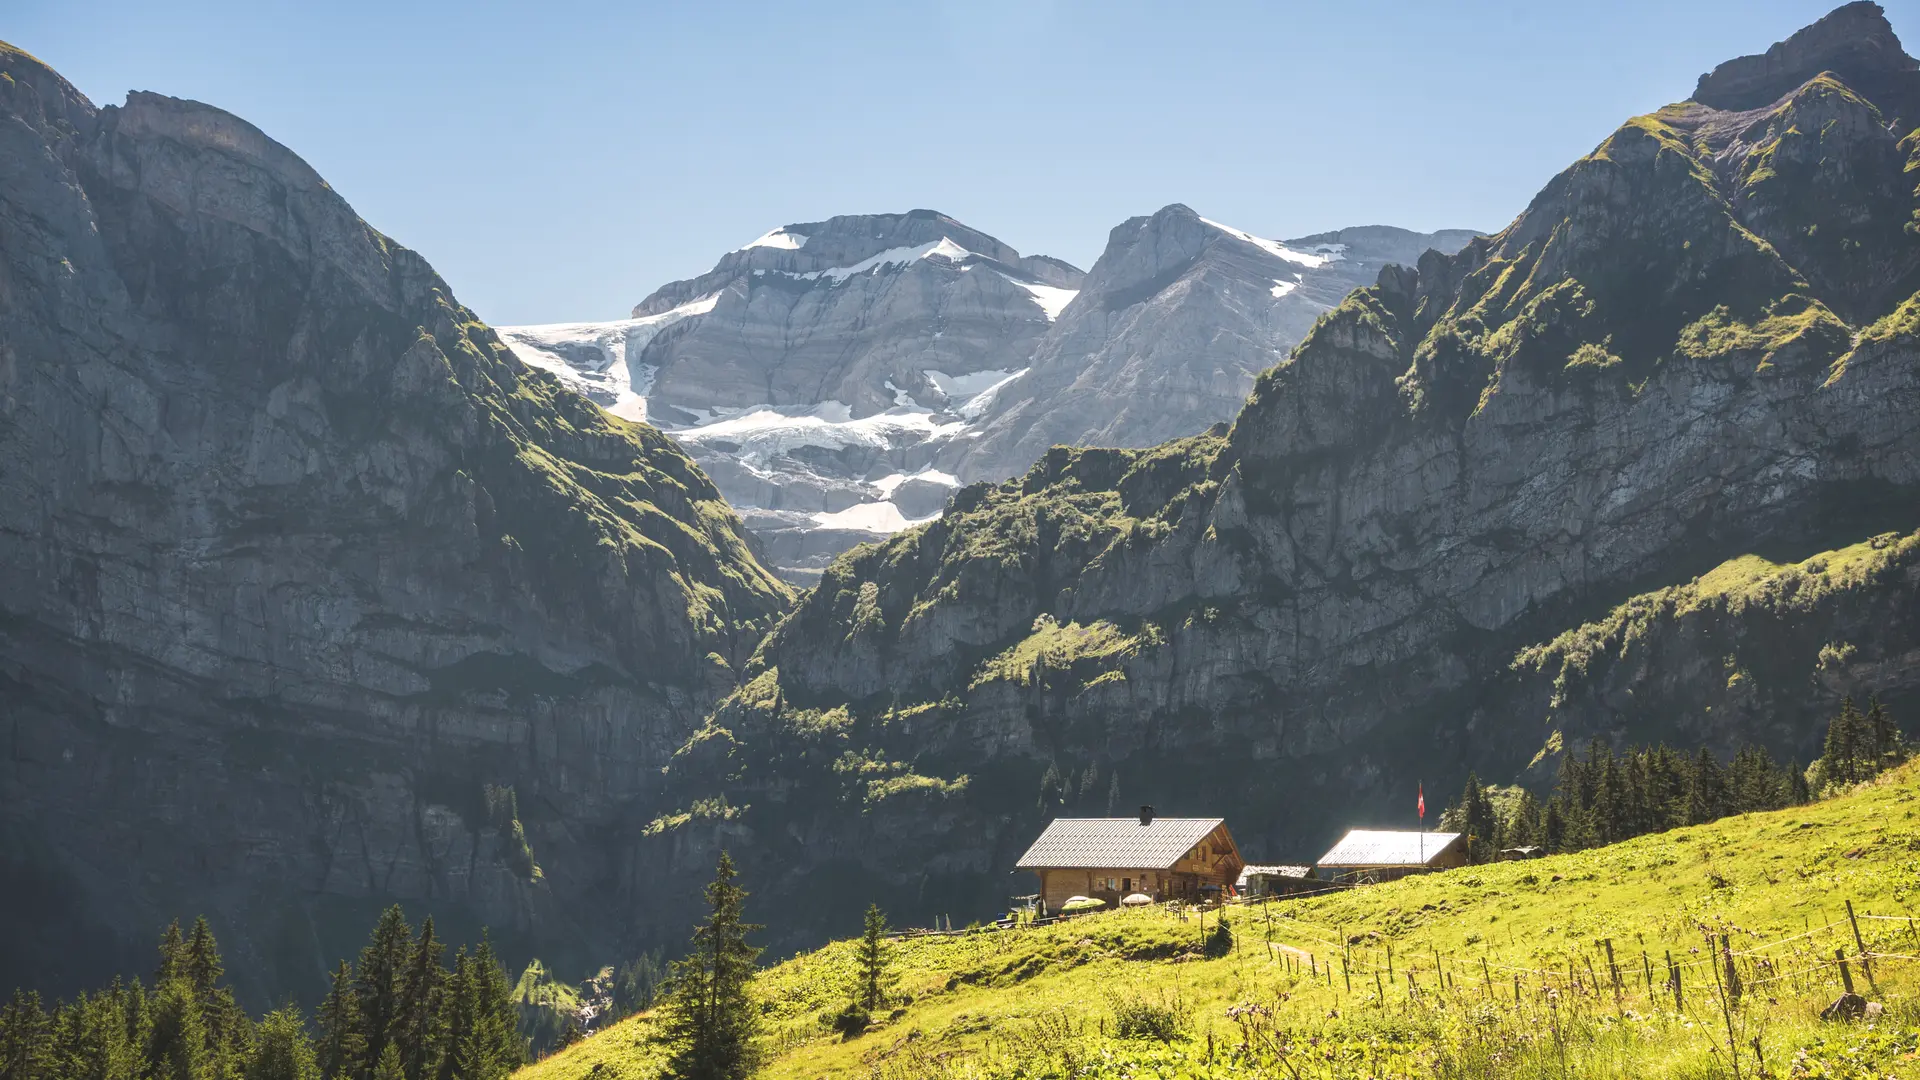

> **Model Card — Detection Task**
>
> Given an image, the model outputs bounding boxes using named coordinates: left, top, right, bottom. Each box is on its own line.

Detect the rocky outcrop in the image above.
left=631, top=3, right=1920, bottom=956
left=0, top=43, right=789, bottom=1002
left=950, top=208, right=1479, bottom=480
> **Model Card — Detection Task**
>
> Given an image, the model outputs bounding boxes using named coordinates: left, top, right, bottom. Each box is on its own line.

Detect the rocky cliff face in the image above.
left=631, top=3, right=1920, bottom=954
left=0, top=44, right=790, bottom=1001
left=499, top=213, right=1473, bottom=582
left=950, top=208, right=1478, bottom=481
left=496, top=212, right=1081, bottom=583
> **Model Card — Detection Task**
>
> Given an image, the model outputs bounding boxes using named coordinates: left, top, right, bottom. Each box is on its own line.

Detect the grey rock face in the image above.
left=0, top=44, right=789, bottom=1001
left=499, top=211, right=1079, bottom=582
left=1693, top=0, right=1918, bottom=112
left=945, top=206, right=1480, bottom=482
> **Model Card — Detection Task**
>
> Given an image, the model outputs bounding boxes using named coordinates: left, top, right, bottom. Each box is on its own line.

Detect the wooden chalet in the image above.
left=1016, top=806, right=1243, bottom=910
left=1315, top=829, right=1467, bottom=884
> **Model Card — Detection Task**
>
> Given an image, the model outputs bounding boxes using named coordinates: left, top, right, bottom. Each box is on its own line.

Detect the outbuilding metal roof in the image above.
left=1016, top=817, right=1225, bottom=870
left=1316, top=829, right=1463, bottom=867
left=1237, top=864, right=1312, bottom=887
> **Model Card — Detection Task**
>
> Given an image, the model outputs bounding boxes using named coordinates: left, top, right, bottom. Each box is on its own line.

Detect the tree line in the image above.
left=1442, top=695, right=1908, bottom=860
left=0, top=911, right=521, bottom=1080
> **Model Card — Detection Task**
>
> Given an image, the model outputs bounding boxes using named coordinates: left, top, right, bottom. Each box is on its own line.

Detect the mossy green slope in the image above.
left=520, top=763, right=1920, bottom=1080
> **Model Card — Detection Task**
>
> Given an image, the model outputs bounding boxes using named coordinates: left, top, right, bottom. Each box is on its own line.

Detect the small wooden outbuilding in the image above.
left=1016, top=806, right=1243, bottom=911
left=1315, top=829, right=1467, bottom=884
left=1236, top=864, right=1319, bottom=898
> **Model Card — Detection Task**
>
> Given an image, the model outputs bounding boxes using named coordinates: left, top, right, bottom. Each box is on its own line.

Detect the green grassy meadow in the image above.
left=519, top=764, right=1920, bottom=1079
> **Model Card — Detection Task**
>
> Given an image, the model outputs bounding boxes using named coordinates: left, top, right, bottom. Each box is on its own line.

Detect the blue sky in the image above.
left=11, top=1, right=1909, bottom=325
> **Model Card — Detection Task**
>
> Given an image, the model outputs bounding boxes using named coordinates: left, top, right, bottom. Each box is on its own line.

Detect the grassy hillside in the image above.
left=520, top=765, right=1920, bottom=1079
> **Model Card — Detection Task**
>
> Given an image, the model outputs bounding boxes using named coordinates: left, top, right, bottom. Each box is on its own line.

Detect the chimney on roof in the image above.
left=1139, top=805, right=1154, bottom=826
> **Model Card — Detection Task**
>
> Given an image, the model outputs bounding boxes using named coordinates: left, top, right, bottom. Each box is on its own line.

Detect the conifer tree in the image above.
left=370, top=1046, right=403, bottom=1080
left=148, top=978, right=212, bottom=1080
left=315, top=963, right=365, bottom=1080
left=1864, top=695, right=1900, bottom=775
left=1503, top=788, right=1541, bottom=847
left=1105, top=772, right=1120, bottom=814
left=392, top=919, right=447, bottom=1080
left=354, top=908, right=414, bottom=1076
left=0, top=989, right=51, bottom=1080
left=662, top=852, right=763, bottom=1080
left=469, top=938, right=521, bottom=1076
left=65, top=984, right=140, bottom=1080
left=155, top=923, right=189, bottom=987
left=1542, top=800, right=1567, bottom=854
left=1821, top=696, right=1863, bottom=787
left=855, top=905, right=892, bottom=1017
left=243, top=1010, right=318, bottom=1080
left=183, top=918, right=250, bottom=1080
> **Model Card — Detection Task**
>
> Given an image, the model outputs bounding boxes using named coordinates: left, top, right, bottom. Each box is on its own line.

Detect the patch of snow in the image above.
left=1270, top=279, right=1298, bottom=299
left=671, top=403, right=967, bottom=462
left=753, top=237, right=984, bottom=286
left=495, top=292, right=720, bottom=422
left=955, top=368, right=1027, bottom=420
left=742, top=227, right=807, bottom=251
left=992, top=271, right=1078, bottom=320
left=885, top=379, right=917, bottom=408
left=925, top=368, right=1020, bottom=400
left=1301, top=242, right=1348, bottom=261
left=871, top=470, right=961, bottom=497
left=809, top=501, right=936, bottom=534
left=1197, top=217, right=1329, bottom=269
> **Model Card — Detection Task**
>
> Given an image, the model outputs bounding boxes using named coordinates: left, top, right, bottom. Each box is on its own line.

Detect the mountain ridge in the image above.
left=622, top=0, right=1920, bottom=958
left=0, top=41, right=788, bottom=1001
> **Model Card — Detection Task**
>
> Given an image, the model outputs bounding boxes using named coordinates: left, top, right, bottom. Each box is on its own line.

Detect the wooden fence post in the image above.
left=1604, top=939, right=1622, bottom=999
left=1667, top=950, right=1681, bottom=1011
left=1482, top=956, right=1493, bottom=998
left=1342, top=957, right=1351, bottom=993
left=1845, top=900, right=1877, bottom=992
left=1375, top=970, right=1385, bottom=1006
left=1835, top=948, right=1855, bottom=995
left=1642, top=951, right=1653, bottom=997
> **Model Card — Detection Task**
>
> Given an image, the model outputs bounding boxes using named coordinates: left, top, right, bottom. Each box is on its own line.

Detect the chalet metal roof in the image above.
left=1237, top=864, right=1312, bottom=887
left=1317, top=829, right=1463, bottom=868
left=1016, top=817, right=1225, bottom=870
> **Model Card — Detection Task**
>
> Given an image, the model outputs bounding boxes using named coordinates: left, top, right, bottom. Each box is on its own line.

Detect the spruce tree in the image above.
left=662, top=852, right=763, bottom=1080
left=354, top=908, right=414, bottom=1076
left=852, top=905, right=892, bottom=1022
left=1821, top=696, right=1863, bottom=787
left=0, top=989, right=50, bottom=1080
left=155, top=923, right=189, bottom=986
left=315, top=963, right=365, bottom=1080
left=1864, top=696, right=1900, bottom=776
left=243, top=1010, right=318, bottom=1080
left=183, top=918, right=250, bottom=1080
left=1105, top=772, right=1120, bottom=814
left=66, top=985, right=139, bottom=1080
left=369, top=1046, right=403, bottom=1080
left=148, top=978, right=211, bottom=1080
left=392, top=919, right=447, bottom=1080
left=469, top=938, right=521, bottom=1075
left=1542, top=799, right=1567, bottom=854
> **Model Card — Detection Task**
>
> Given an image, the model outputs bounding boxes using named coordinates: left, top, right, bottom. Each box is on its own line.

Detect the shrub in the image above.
left=1108, top=987, right=1190, bottom=1042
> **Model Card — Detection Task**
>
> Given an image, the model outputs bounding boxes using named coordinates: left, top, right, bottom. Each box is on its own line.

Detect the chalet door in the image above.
left=1122, top=877, right=1131, bottom=892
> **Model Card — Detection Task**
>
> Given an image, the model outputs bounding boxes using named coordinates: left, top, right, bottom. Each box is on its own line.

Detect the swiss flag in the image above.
left=1418, top=783, right=1425, bottom=821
